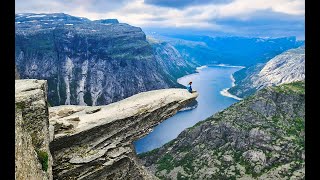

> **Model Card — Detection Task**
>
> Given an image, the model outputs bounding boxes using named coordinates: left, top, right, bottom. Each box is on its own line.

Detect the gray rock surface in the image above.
left=49, top=89, right=198, bottom=179
left=85, top=107, right=101, bottom=114
left=229, top=46, right=305, bottom=98
left=147, top=38, right=197, bottom=80
left=15, top=64, right=20, bottom=79
left=15, top=79, right=53, bottom=180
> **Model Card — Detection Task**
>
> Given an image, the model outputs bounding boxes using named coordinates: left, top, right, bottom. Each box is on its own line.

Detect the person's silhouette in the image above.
left=186, top=81, right=195, bottom=93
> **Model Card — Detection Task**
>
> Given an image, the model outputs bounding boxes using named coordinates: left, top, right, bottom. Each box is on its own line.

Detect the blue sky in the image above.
left=15, top=0, right=305, bottom=39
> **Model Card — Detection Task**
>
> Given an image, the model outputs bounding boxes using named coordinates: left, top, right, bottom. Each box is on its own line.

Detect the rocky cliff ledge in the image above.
left=48, top=88, right=198, bottom=179
left=15, top=79, right=53, bottom=179
left=15, top=79, right=198, bottom=179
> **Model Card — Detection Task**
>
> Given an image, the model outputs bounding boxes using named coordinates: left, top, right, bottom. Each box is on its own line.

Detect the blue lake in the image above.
left=133, top=65, right=243, bottom=154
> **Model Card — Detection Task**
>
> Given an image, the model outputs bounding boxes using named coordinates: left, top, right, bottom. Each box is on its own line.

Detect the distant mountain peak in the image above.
left=15, top=13, right=122, bottom=29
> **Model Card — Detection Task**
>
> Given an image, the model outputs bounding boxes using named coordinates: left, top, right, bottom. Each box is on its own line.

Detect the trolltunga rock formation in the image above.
left=15, top=79, right=198, bottom=179
left=49, top=89, right=198, bottom=179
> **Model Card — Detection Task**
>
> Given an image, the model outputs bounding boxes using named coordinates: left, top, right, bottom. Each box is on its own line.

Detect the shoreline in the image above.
left=212, top=64, right=246, bottom=68
left=178, top=65, right=245, bottom=101
left=177, top=73, right=200, bottom=85
left=177, top=65, right=206, bottom=85
left=220, top=88, right=243, bottom=101
left=219, top=66, right=245, bottom=101
left=195, top=65, right=208, bottom=72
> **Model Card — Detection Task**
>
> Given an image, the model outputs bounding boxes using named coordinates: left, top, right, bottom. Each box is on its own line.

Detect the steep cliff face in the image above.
left=148, top=38, right=197, bottom=80
left=15, top=79, right=53, bottom=180
left=229, top=46, right=305, bottom=98
left=49, top=89, right=198, bottom=179
left=140, top=81, right=305, bottom=179
left=15, top=13, right=185, bottom=106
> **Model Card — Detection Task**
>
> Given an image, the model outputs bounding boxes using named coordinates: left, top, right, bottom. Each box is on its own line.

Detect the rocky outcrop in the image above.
left=15, top=79, right=53, bottom=179
left=140, top=81, right=305, bottom=179
left=229, top=46, right=305, bottom=98
left=49, top=89, right=198, bottom=179
left=15, top=13, right=186, bottom=106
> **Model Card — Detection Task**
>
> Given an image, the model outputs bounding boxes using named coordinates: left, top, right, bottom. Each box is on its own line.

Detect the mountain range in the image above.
left=150, top=34, right=304, bottom=66
left=15, top=13, right=195, bottom=106
left=229, top=46, right=305, bottom=98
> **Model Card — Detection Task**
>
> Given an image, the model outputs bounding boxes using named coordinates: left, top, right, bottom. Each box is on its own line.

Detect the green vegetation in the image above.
left=138, top=140, right=176, bottom=159
left=177, top=145, right=192, bottom=152
left=165, top=139, right=176, bottom=147
left=174, top=153, right=195, bottom=172
left=293, top=117, right=304, bottom=133
left=138, top=148, right=160, bottom=158
left=30, top=132, right=43, bottom=150
left=187, top=120, right=205, bottom=131
left=272, top=81, right=305, bottom=94
left=286, top=117, right=304, bottom=136
left=156, top=154, right=175, bottom=172
left=289, top=117, right=305, bottom=147
left=187, top=116, right=220, bottom=131
left=37, top=150, right=49, bottom=171
left=15, top=102, right=25, bottom=110
left=22, top=34, right=55, bottom=52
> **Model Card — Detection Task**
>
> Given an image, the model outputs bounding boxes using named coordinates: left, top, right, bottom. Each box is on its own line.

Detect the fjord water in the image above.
left=134, top=65, right=243, bottom=154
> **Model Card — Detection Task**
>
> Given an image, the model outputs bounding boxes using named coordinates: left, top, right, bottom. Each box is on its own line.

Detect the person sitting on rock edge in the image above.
left=186, top=81, right=196, bottom=93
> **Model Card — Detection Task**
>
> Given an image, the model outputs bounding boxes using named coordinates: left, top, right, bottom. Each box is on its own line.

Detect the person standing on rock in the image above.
left=186, top=82, right=196, bottom=93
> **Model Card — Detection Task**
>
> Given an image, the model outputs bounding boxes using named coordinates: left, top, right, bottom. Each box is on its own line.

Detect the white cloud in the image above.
left=77, top=0, right=304, bottom=28
left=216, top=0, right=304, bottom=19
left=15, top=0, right=304, bottom=37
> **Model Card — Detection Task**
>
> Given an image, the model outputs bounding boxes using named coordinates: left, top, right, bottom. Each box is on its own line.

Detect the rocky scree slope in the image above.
left=229, top=46, right=305, bottom=98
left=139, top=81, right=305, bottom=180
left=15, top=13, right=194, bottom=106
